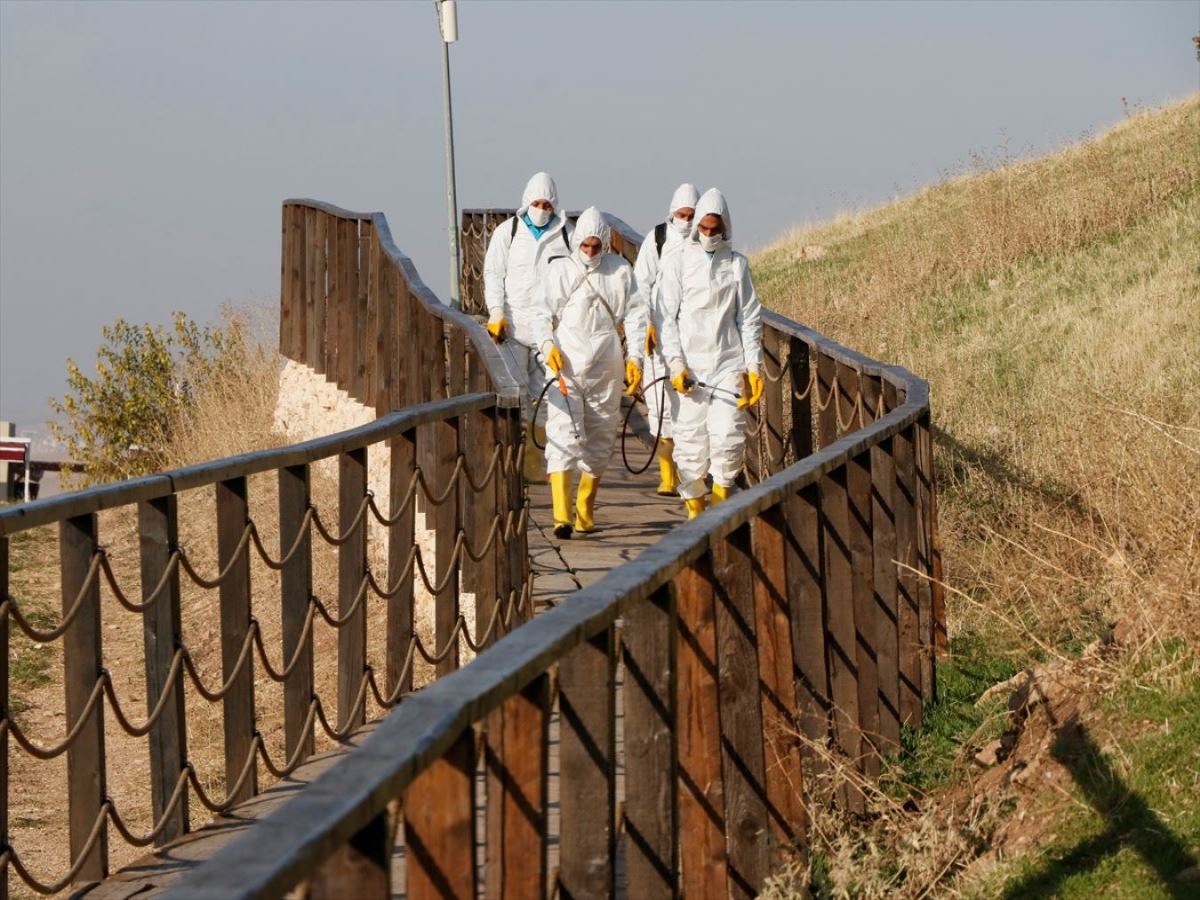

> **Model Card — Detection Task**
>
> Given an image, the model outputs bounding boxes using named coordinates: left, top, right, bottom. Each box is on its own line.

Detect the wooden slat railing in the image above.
left=146, top=207, right=944, bottom=898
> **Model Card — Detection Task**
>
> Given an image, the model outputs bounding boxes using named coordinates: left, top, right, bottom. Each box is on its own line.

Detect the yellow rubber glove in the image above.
left=671, top=369, right=694, bottom=394
left=624, top=360, right=642, bottom=397
left=486, top=317, right=507, bottom=344
left=644, top=323, right=657, bottom=356
left=545, top=345, right=565, bottom=374
left=737, top=371, right=765, bottom=409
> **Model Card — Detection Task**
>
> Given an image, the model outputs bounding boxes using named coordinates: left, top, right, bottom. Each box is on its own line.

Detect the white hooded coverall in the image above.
left=632, top=182, right=700, bottom=439
left=483, top=172, right=573, bottom=413
left=658, top=188, right=763, bottom=500
left=534, top=207, right=646, bottom=478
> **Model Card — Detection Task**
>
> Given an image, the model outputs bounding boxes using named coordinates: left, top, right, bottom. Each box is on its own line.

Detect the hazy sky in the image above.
left=1, top=0, right=1195, bottom=429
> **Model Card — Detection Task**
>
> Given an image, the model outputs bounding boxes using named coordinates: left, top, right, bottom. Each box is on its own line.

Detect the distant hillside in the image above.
left=755, top=98, right=1200, bottom=897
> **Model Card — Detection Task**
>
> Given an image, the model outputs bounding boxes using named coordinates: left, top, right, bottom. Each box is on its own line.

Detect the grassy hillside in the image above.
left=755, top=98, right=1200, bottom=897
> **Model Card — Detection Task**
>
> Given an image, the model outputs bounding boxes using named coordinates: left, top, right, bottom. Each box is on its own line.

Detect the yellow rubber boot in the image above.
left=655, top=438, right=680, bottom=497
left=711, top=482, right=731, bottom=505
left=684, top=496, right=707, bottom=519
left=550, top=470, right=573, bottom=539
left=574, top=473, right=598, bottom=534
left=523, top=425, right=547, bottom=483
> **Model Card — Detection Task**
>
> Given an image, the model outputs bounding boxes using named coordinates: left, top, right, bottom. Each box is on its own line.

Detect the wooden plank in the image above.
left=762, top=327, right=785, bottom=475
left=216, top=476, right=257, bottom=804
left=789, top=337, right=813, bottom=464
left=138, top=496, right=188, bottom=845
left=914, top=415, right=936, bottom=702
left=1, top=537, right=9, bottom=900
left=311, top=211, right=328, bottom=376
left=308, top=810, right=392, bottom=900
left=279, top=205, right=293, bottom=359
left=484, top=673, right=549, bottom=899
left=303, top=206, right=318, bottom=370
left=863, top=378, right=901, bottom=751
left=60, top=513, right=108, bottom=881
left=279, top=464, right=315, bottom=762
left=405, top=728, right=477, bottom=900
left=458, top=404, right=481, bottom=620
left=325, top=210, right=340, bottom=381
left=448, top=323, right=466, bottom=400
left=338, top=449, right=368, bottom=732
left=674, top=556, right=728, bottom=898
left=847, top=449, right=881, bottom=774
left=289, top=204, right=306, bottom=364
left=783, top=482, right=830, bottom=773
left=712, top=525, right=770, bottom=898
left=393, top=274, right=414, bottom=409
left=751, top=504, right=806, bottom=848
left=355, top=221, right=372, bottom=405
left=557, top=626, right=616, bottom=899
left=818, top=466, right=864, bottom=812
left=364, top=228, right=381, bottom=410
left=815, top=351, right=837, bottom=450
left=387, top=429, right=417, bottom=699
left=339, top=217, right=357, bottom=390
left=375, top=260, right=395, bottom=415
left=505, top=409, right=528, bottom=622
left=389, top=268, right=406, bottom=413
left=622, top=583, right=677, bottom=899
left=836, top=360, right=861, bottom=439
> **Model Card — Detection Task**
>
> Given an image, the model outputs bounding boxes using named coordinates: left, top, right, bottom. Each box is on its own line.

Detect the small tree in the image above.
left=50, top=312, right=241, bottom=485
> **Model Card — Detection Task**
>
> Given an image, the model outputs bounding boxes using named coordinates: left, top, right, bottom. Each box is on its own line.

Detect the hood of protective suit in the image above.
left=570, top=206, right=612, bottom=254
left=520, top=171, right=559, bottom=213
left=691, top=187, right=732, bottom=243
left=668, top=183, right=700, bottom=218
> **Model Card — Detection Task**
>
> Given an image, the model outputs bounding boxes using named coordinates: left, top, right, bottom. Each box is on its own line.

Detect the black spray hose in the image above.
left=620, top=375, right=670, bottom=475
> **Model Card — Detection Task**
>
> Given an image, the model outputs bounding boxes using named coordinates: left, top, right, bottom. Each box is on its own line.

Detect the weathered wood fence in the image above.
left=0, top=200, right=943, bottom=899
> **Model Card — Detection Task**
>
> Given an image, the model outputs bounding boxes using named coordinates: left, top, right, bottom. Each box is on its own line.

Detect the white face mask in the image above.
left=698, top=232, right=722, bottom=252
left=672, top=215, right=692, bottom=236
left=527, top=206, right=552, bottom=228
left=578, top=247, right=602, bottom=270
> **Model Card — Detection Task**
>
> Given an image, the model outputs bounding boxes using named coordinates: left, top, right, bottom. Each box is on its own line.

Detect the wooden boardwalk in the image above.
left=91, top=434, right=682, bottom=898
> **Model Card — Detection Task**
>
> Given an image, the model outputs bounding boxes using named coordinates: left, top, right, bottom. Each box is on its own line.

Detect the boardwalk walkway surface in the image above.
left=89, top=434, right=681, bottom=899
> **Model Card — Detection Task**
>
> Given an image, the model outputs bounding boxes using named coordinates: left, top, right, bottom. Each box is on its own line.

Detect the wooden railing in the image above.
left=151, top=207, right=944, bottom=898
left=0, top=201, right=528, bottom=898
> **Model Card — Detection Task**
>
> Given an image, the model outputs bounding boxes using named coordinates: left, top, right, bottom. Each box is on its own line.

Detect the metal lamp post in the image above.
left=436, top=0, right=462, bottom=309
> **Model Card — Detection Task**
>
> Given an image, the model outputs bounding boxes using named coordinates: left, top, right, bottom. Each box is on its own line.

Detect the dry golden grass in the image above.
left=753, top=96, right=1200, bottom=895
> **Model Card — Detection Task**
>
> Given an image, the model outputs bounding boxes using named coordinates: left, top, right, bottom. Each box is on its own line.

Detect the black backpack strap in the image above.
left=654, top=222, right=667, bottom=258
left=510, top=216, right=519, bottom=239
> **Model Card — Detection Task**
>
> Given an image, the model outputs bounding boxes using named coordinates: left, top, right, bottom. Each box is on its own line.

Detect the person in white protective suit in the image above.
left=533, top=207, right=646, bottom=539
left=659, top=187, right=764, bottom=518
left=483, top=172, right=574, bottom=480
left=632, top=182, right=699, bottom=497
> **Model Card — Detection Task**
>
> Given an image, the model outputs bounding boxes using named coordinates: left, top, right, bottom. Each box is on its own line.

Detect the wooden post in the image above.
left=914, top=414, right=938, bottom=700
left=863, top=377, right=901, bottom=751
left=623, top=584, right=677, bottom=899
left=138, top=495, right=189, bottom=844
left=279, top=205, right=293, bottom=359
left=375, top=261, right=395, bottom=415
left=484, top=673, right=550, bottom=899
left=430, top=415, right=461, bottom=678
left=339, top=218, right=357, bottom=390
left=557, top=626, right=616, bottom=899
left=216, top=477, right=257, bottom=804
left=712, top=525, right=770, bottom=899
left=325, top=211, right=339, bottom=381
left=60, top=513, right=108, bottom=882
left=762, top=328, right=785, bottom=475
left=289, top=204, right=306, bottom=364
left=751, top=504, right=806, bottom=848
left=503, top=409, right=527, bottom=625
left=387, top=429, right=417, bottom=699
left=783, top=482, right=831, bottom=772
left=406, top=728, right=477, bottom=899
left=818, top=466, right=863, bottom=812
left=847, top=449, right=880, bottom=774
left=311, top=211, right=328, bottom=376
left=816, top=352, right=837, bottom=450
left=891, top=416, right=923, bottom=730
left=308, top=810, right=392, bottom=900
left=1, top=536, right=10, bottom=900
left=448, top=325, right=466, bottom=400
left=836, top=361, right=861, bottom=439
left=789, top=338, right=813, bottom=462
left=365, top=229, right=381, bottom=411
left=303, top=206, right=318, bottom=370
left=338, top=448, right=368, bottom=733
left=355, top=221, right=372, bottom=405
left=279, top=464, right=315, bottom=762
left=393, top=272, right=414, bottom=410
left=674, top=556, right=728, bottom=897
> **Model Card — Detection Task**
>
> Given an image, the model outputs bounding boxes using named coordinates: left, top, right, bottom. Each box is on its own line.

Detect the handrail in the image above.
left=0, top=393, right=493, bottom=538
